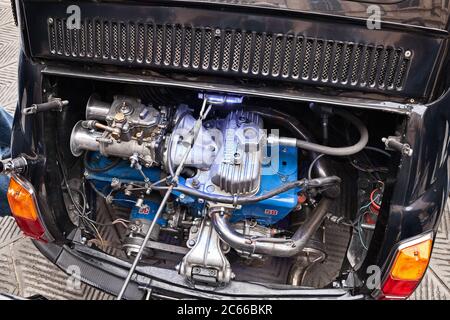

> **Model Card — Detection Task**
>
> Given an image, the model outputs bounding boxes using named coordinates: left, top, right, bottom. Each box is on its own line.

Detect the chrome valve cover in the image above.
left=210, top=110, right=264, bottom=194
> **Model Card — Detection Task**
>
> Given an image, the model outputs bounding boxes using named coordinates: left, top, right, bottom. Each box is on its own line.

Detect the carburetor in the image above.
left=70, top=94, right=168, bottom=166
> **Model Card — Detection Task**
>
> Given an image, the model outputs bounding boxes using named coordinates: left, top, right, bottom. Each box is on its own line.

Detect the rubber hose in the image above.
left=153, top=176, right=341, bottom=205
left=245, top=106, right=339, bottom=197
left=294, top=110, right=368, bottom=156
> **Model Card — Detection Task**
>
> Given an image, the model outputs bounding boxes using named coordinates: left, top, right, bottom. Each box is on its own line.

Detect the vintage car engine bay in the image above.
left=31, top=79, right=404, bottom=294
left=4, top=0, right=449, bottom=301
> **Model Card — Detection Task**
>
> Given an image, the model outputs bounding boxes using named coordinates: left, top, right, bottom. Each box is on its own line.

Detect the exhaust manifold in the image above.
left=210, top=197, right=334, bottom=258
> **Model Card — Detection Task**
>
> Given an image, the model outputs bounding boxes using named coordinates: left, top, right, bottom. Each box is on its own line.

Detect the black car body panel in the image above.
left=19, top=0, right=448, bottom=99
left=9, top=0, right=450, bottom=299
left=162, top=0, right=450, bottom=31
left=33, top=240, right=365, bottom=299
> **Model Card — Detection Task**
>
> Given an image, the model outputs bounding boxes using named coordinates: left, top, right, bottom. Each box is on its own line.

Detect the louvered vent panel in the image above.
left=47, top=18, right=411, bottom=91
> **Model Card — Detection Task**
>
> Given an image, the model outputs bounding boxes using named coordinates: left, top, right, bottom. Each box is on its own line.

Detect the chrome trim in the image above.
left=397, top=231, right=434, bottom=251
left=41, top=66, right=415, bottom=115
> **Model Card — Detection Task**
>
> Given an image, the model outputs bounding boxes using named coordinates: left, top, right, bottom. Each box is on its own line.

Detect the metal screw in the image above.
left=111, top=178, right=121, bottom=189
left=404, top=50, right=412, bottom=58
left=192, top=178, right=200, bottom=188
left=48, top=18, right=54, bottom=24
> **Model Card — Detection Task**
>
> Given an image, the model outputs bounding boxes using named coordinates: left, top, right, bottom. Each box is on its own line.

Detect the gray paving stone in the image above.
left=411, top=201, right=450, bottom=300
left=0, top=217, right=113, bottom=299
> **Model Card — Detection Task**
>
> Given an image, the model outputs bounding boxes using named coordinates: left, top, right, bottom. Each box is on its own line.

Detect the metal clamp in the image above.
left=0, top=156, right=28, bottom=175
left=382, top=136, right=413, bottom=157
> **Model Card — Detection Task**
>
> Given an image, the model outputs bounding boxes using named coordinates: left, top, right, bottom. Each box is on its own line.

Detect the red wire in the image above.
left=370, top=188, right=381, bottom=211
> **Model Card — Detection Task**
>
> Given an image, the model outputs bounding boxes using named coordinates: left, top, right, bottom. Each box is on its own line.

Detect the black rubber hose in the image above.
left=248, top=107, right=368, bottom=156
left=247, top=107, right=313, bottom=142
left=153, top=176, right=341, bottom=205
left=294, top=110, right=368, bottom=156
left=246, top=107, right=339, bottom=197
left=247, top=107, right=329, bottom=171
left=83, top=152, right=121, bottom=172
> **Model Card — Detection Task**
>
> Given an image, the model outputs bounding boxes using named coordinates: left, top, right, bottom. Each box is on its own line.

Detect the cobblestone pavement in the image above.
left=0, top=0, right=112, bottom=300
left=0, top=0, right=449, bottom=300
left=0, top=0, right=18, bottom=114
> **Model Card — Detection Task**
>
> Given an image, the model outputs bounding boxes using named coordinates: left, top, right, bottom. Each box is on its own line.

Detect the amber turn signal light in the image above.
left=390, top=238, right=432, bottom=281
left=380, top=234, right=433, bottom=299
left=7, top=174, right=46, bottom=241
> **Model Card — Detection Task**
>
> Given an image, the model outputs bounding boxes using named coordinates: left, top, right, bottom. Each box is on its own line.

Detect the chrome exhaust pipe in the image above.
left=210, top=198, right=333, bottom=258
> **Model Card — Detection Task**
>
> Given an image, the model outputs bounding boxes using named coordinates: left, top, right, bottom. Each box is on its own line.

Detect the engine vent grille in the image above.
left=47, top=18, right=411, bottom=92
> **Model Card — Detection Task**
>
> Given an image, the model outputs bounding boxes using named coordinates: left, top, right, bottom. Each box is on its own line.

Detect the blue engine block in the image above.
left=85, top=154, right=166, bottom=226
left=231, top=146, right=299, bottom=225
left=85, top=145, right=299, bottom=227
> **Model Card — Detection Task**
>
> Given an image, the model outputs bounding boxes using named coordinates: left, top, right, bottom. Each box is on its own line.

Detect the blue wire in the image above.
left=111, top=198, right=137, bottom=205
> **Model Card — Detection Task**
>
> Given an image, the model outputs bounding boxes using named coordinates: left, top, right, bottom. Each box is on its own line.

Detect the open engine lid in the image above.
left=156, top=0, right=450, bottom=31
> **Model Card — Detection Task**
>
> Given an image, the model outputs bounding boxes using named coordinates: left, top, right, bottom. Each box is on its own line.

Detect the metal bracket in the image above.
left=178, top=217, right=233, bottom=286
left=22, top=98, right=69, bottom=115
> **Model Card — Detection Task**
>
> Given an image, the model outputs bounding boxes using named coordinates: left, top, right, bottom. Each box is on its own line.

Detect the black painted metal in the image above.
left=34, top=241, right=363, bottom=299
left=22, top=1, right=445, bottom=99
left=11, top=0, right=450, bottom=298
left=45, top=17, right=410, bottom=92
left=160, top=0, right=450, bottom=31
